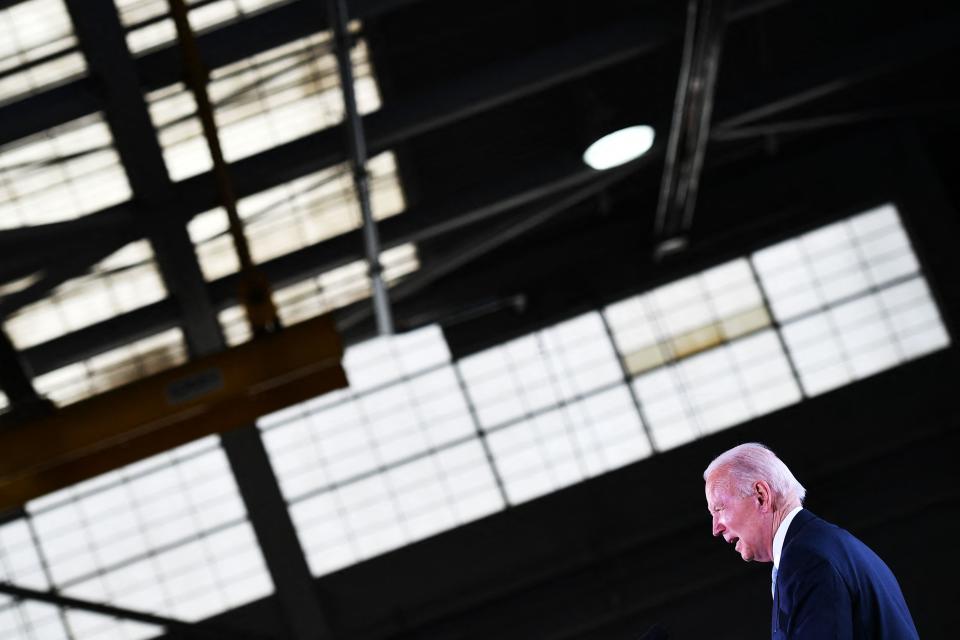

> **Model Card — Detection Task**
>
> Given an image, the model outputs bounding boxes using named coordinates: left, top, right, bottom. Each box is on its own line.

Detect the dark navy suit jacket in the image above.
left=772, top=509, right=919, bottom=639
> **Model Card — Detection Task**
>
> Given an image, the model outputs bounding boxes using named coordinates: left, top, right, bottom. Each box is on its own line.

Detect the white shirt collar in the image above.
left=772, top=505, right=803, bottom=569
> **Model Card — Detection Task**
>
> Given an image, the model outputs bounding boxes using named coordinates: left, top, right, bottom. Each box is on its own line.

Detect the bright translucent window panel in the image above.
left=632, top=330, right=802, bottom=451
left=5, top=240, right=167, bottom=349
left=752, top=204, right=921, bottom=323
left=0, top=519, right=49, bottom=590
left=458, top=311, right=624, bottom=429
left=217, top=243, right=419, bottom=347
left=0, top=519, right=67, bottom=639
left=0, top=114, right=131, bottom=229
left=288, top=439, right=503, bottom=577
left=779, top=278, right=949, bottom=396
left=59, top=525, right=268, bottom=624
left=188, top=153, right=405, bottom=282
left=754, top=203, right=950, bottom=396
left=61, top=610, right=158, bottom=640
left=273, top=242, right=418, bottom=328
left=0, top=0, right=86, bottom=104
left=341, top=323, right=451, bottom=390
left=604, top=258, right=769, bottom=376
left=26, top=437, right=272, bottom=621
left=32, top=327, right=187, bottom=407
left=118, top=0, right=292, bottom=55
left=211, top=36, right=380, bottom=163
left=261, top=325, right=468, bottom=498
left=0, top=599, right=68, bottom=640
left=264, top=364, right=476, bottom=499
left=147, top=34, right=380, bottom=181
left=486, top=384, right=652, bottom=505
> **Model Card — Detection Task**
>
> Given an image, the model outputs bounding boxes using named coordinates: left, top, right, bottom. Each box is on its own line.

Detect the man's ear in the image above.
left=754, top=480, right=773, bottom=512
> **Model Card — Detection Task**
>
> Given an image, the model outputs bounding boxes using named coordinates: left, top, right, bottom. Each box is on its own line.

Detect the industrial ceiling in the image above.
left=0, top=0, right=958, bottom=638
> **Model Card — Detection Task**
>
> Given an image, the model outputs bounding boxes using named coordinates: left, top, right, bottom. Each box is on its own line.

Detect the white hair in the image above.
left=703, top=442, right=806, bottom=505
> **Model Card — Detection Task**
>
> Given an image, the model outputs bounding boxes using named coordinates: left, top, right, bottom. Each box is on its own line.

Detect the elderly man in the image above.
left=703, top=443, right=918, bottom=639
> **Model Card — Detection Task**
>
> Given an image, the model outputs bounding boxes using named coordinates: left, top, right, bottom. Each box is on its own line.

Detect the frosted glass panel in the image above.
left=757, top=204, right=950, bottom=397
left=633, top=330, right=801, bottom=450
left=289, top=439, right=503, bottom=576
left=25, top=438, right=272, bottom=625
left=459, top=311, right=623, bottom=429
left=487, top=384, right=651, bottom=504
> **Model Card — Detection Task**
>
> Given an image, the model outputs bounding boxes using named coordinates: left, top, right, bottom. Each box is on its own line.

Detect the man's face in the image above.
left=705, top=472, right=772, bottom=563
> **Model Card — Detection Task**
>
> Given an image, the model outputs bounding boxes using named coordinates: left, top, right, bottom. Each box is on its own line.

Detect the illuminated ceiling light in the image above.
left=582, top=125, right=655, bottom=170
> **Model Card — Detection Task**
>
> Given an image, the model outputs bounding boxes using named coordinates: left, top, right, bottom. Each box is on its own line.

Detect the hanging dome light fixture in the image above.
left=582, top=125, right=656, bottom=170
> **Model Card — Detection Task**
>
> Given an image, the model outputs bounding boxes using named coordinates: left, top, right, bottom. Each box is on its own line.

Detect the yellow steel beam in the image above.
left=0, top=314, right=347, bottom=511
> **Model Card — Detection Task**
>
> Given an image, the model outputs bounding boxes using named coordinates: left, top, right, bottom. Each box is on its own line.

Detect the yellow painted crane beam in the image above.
left=0, top=314, right=346, bottom=512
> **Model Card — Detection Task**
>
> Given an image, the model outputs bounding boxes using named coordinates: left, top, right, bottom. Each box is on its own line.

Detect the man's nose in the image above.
left=712, top=516, right=724, bottom=537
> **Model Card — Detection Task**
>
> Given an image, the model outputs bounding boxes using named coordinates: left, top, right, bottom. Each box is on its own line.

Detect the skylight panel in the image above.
left=777, top=278, right=948, bottom=396
left=0, top=518, right=70, bottom=639
left=457, top=311, right=627, bottom=429
left=0, top=0, right=86, bottom=104
left=260, top=325, right=468, bottom=497
left=5, top=240, right=166, bottom=351
left=603, top=258, right=770, bottom=376
left=26, top=436, right=273, bottom=623
left=147, top=33, right=380, bottom=181
left=216, top=242, right=419, bottom=347
left=188, top=153, right=405, bottom=283
left=118, top=0, right=291, bottom=55
left=752, top=203, right=949, bottom=396
left=342, top=323, right=451, bottom=391
left=632, top=330, right=801, bottom=450
left=486, top=384, right=651, bottom=504
left=259, top=325, right=504, bottom=575
left=61, top=609, right=159, bottom=640
left=209, top=35, right=382, bottom=162
left=0, top=599, right=67, bottom=640
left=0, top=113, right=131, bottom=228
left=32, top=327, right=188, bottom=407
left=288, top=438, right=502, bottom=577
left=456, top=312, right=654, bottom=504
left=0, top=518, right=48, bottom=590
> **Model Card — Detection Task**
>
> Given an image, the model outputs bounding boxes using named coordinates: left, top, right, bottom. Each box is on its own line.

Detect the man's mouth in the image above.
left=731, top=537, right=740, bottom=550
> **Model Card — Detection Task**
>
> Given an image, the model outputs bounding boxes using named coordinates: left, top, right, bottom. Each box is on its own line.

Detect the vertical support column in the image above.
left=63, top=1, right=333, bottom=638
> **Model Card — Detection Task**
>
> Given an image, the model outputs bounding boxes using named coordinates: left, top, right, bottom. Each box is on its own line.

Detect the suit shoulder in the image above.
left=781, top=516, right=852, bottom=568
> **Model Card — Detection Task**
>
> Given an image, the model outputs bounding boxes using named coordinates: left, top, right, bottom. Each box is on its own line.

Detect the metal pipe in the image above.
left=326, top=0, right=394, bottom=335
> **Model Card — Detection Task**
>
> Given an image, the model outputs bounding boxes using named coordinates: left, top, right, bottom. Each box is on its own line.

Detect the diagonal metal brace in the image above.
left=0, top=580, right=275, bottom=640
